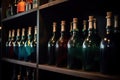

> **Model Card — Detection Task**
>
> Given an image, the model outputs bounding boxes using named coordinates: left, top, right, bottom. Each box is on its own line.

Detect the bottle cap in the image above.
left=61, top=20, right=66, bottom=31
left=61, top=20, right=66, bottom=25
left=106, top=12, right=112, bottom=18
left=17, top=29, right=20, bottom=36
left=53, top=22, right=57, bottom=32
left=73, top=18, right=78, bottom=23
left=88, top=16, right=94, bottom=22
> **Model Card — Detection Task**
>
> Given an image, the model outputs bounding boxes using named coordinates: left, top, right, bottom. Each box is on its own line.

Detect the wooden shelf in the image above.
left=2, top=58, right=120, bottom=80
left=38, top=64, right=120, bottom=80
left=39, top=0, right=68, bottom=10
left=2, top=58, right=36, bottom=68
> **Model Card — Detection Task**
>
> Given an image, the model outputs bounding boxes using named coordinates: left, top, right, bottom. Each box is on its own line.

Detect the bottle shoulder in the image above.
left=100, top=37, right=115, bottom=48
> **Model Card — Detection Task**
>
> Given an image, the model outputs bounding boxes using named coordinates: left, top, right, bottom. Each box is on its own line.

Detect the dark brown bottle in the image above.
left=9, top=29, right=15, bottom=58
left=48, top=22, right=58, bottom=65
left=55, top=20, right=68, bottom=67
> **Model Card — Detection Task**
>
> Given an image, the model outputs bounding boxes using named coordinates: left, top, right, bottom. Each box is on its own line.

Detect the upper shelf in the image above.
left=2, top=58, right=120, bottom=80
left=1, top=8, right=37, bottom=22
left=1, top=0, right=68, bottom=23
left=39, top=0, right=68, bottom=10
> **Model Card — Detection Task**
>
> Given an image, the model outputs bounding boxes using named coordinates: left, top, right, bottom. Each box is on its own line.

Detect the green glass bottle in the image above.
left=25, top=27, right=33, bottom=61
left=6, top=2, right=12, bottom=17
left=18, top=28, right=26, bottom=60
left=67, top=18, right=83, bottom=69
left=6, top=30, right=11, bottom=57
left=14, top=29, right=21, bottom=59
left=48, top=22, right=58, bottom=65
left=82, top=16, right=100, bottom=71
left=30, top=26, right=37, bottom=63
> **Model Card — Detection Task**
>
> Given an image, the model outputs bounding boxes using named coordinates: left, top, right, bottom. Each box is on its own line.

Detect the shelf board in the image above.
left=2, top=58, right=120, bottom=80
left=2, top=58, right=36, bottom=68
left=38, top=64, right=120, bottom=80
left=1, top=8, right=37, bottom=22
left=39, top=0, right=68, bottom=10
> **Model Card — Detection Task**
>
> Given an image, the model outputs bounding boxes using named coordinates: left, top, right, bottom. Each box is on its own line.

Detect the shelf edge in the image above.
left=2, top=58, right=37, bottom=68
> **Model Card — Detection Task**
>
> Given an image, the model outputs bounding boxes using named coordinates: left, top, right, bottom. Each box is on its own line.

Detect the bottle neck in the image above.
left=11, top=30, right=15, bottom=41
left=52, top=22, right=57, bottom=38
left=60, top=21, right=66, bottom=37
left=8, top=37, right=11, bottom=41
left=16, top=36, right=20, bottom=41
left=72, top=20, right=79, bottom=36
left=8, top=30, right=11, bottom=41
left=106, top=18, right=112, bottom=35
left=21, top=28, right=25, bottom=40
left=28, top=27, right=32, bottom=40
left=88, top=28, right=94, bottom=37
left=88, top=19, right=93, bottom=37
left=34, top=27, right=37, bottom=41
left=21, top=36, right=25, bottom=40
left=114, top=16, right=120, bottom=33
left=34, top=34, right=37, bottom=41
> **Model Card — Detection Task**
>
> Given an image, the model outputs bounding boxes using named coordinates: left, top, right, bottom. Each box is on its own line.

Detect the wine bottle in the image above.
left=17, top=0, right=26, bottom=13
left=25, top=27, right=33, bottom=61
left=100, top=12, right=117, bottom=74
left=26, top=0, right=33, bottom=11
left=12, top=0, right=17, bottom=15
left=17, top=66, right=25, bottom=80
left=24, top=68, right=35, bottom=80
left=14, top=28, right=21, bottom=59
left=18, top=28, right=26, bottom=60
left=82, top=16, right=100, bottom=71
left=11, top=65, right=19, bottom=80
left=55, top=20, right=68, bottom=67
left=6, top=30, right=11, bottom=57
left=6, top=2, right=13, bottom=17
left=30, top=26, right=37, bottom=63
left=9, top=29, right=15, bottom=58
left=67, top=18, right=83, bottom=69
left=48, top=22, right=58, bottom=65
left=33, top=0, right=38, bottom=9
left=113, top=15, right=120, bottom=73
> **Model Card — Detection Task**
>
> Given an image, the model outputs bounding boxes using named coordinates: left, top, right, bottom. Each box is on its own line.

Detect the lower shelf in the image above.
left=2, top=58, right=120, bottom=80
